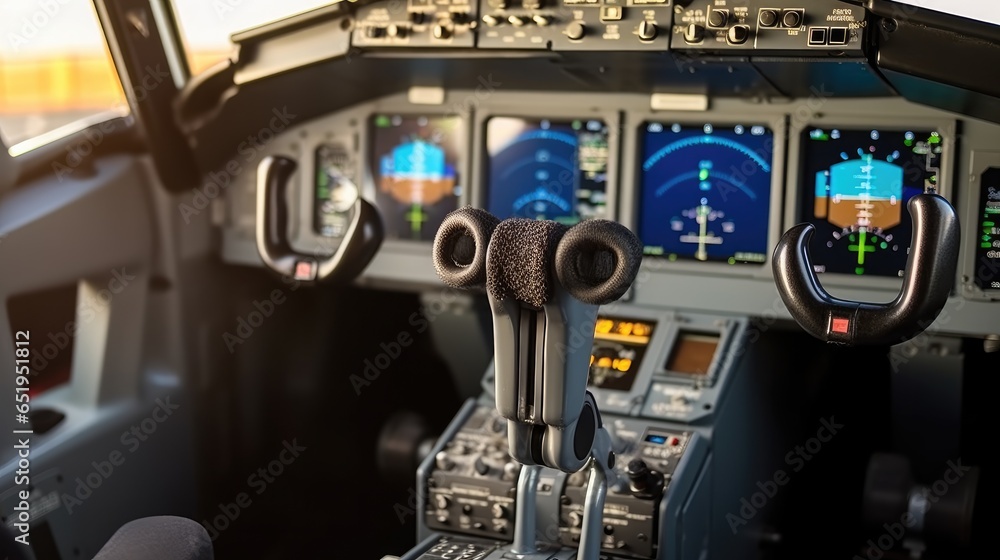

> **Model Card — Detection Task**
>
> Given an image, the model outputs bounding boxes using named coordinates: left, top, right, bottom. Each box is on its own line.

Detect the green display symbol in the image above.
left=849, top=229, right=875, bottom=265
left=406, top=204, right=428, bottom=235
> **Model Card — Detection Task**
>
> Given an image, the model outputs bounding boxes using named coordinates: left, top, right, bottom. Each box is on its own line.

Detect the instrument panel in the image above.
left=220, top=92, right=1000, bottom=336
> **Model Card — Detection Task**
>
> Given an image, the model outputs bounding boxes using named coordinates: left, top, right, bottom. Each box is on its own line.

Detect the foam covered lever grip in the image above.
left=433, top=207, right=501, bottom=289
left=93, top=516, right=214, bottom=560
left=556, top=220, right=644, bottom=305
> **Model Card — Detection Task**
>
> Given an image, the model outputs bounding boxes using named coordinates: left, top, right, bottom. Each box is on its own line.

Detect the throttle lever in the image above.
left=256, top=155, right=384, bottom=283
left=772, top=193, right=960, bottom=346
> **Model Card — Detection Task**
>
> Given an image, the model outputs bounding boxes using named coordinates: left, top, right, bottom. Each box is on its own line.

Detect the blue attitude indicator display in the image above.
left=370, top=114, right=462, bottom=241
left=638, top=123, right=774, bottom=264
left=485, top=117, right=609, bottom=224
left=798, top=127, right=943, bottom=277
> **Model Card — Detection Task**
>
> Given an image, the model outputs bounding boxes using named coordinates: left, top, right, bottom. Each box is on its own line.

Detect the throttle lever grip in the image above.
left=772, top=194, right=960, bottom=346
left=256, top=155, right=383, bottom=284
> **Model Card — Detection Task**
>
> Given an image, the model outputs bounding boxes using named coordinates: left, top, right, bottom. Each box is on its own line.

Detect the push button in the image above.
left=829, top=27, right=849, bottom=45
left=708, top=9, right=728, bottom=28
left=759, top=9, right=779, bottom=27
left=600, top=5, right=623, bottom=22
left=808, top=27, right=828, bottom=45
left=782, top=9, right=804, bottom=28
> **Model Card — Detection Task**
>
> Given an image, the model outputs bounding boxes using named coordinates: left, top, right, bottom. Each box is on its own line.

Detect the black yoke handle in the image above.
left=255, top=155, right=383, bottom=283
left=772, top=194, right=960, bottom=345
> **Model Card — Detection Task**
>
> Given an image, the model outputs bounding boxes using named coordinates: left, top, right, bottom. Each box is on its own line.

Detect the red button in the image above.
left=831, top=317, right=850, bottom=334
left=294, top=261, right=316, bottom=281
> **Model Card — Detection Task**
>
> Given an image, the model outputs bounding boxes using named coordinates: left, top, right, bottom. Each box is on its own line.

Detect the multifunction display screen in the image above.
left=370, top=114, right=462, bottom=241
left=588, top=317, right=656, bottom=392
left=975, top=167, right=1000, bottom=290
left=639, top=122, right=774, bottom=265
left=485, top=117, right=610, bottom=224
left=798, top=127, right=945, bottom=277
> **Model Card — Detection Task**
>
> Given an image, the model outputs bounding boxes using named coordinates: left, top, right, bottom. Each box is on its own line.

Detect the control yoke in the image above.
left=256, top=155, right=384, bottom=283
left=772, top=193, right=960, bottom=345
left=433, top=208, right=643, bottom=560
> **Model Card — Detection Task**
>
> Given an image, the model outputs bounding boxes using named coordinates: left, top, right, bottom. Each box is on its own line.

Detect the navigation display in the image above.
left=975, top=168, right=1000, bottom=290
left=485, top=117, right=609, bottom=224
left=589, top=317, right=655, bottom=392
left=370, top=114, right=462, bottom=241
left=798, top=127, right=944, bottom=277
left=638, top=122, right=774, bottom=265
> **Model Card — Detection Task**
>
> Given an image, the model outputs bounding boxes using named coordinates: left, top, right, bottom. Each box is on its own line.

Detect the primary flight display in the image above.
left=638, top=123, right=775, bottom=265
left=798, top=127, right=944, bottom=277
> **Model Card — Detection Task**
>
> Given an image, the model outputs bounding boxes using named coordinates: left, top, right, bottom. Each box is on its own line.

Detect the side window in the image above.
left=0, top=1, right=127, bottom=154
left=172, top=0, right=333, bottom=74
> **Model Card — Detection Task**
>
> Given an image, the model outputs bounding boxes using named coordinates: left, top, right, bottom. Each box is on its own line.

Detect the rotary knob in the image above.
left=435, top=451, right=454, bottom=471
left=508, top=15, right=529, bottom=27
left=432, top=24, right=451, bottom=40
left=727, top=25, right=750, bottom=45
left=565, top=21, right=586, bottom=41
left=568, top=511, right=584, bottom=527
left=387, top=24, right=407, bottom=38
left=684, top=23, right=705, bottom=44
left=503, top=462, right=521, bottom=481
left=491, top=503, right=508, bottom=519
left=435, top=494, right=451, bottom=509
left=532, top=14, right=552, bottom=26
left=626, top=459, right=665, bottom=499
left=482, top=14, right=501, bottom=27
left=637, top=20, right=657, bottom=41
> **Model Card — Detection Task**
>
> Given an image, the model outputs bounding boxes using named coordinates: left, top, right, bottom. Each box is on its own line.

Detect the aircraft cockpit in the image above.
left=0, top=1, right=996, bottom=559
